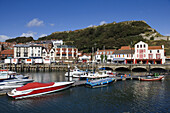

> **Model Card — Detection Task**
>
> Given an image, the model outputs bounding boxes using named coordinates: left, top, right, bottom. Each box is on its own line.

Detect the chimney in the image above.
left=162, top=45, right=164, bottom=49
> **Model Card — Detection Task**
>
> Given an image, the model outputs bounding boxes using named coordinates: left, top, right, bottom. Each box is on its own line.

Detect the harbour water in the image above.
left=0, top=71, right=169, bottom=113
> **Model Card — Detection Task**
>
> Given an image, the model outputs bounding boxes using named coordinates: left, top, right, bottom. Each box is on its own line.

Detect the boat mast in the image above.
left=104, top=45, right=105, bottom=70
left=92, top=47, right=94, bottom=73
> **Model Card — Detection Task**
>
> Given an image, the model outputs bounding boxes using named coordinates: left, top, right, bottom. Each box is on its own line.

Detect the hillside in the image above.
left=38, top=20, right=162, bottom=53
left=6, top=37, right=34, bottom=43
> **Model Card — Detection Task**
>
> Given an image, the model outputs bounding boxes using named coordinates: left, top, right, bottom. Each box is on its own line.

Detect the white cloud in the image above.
left=50, top=23, right=55, bottom=26
left=165, top=34, right=170, bottom=36
left=39, top=34, right=47, bottom=37
left=20, top=31, right=37, bottom=37
left=100, top=21, right=107, bottom=25
left=27, top=18, right=44, bottom=27
left=88, top=24, right=93, bottom=27
left=0, top=35, right=11, bottom=42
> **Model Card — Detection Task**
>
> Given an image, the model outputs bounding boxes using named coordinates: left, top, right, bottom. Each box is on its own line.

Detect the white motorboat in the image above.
left=0, top=84, right=23, bottom=89
left=0, top=79, right=34, bottom=85
left=65, top=66, right=86, bottom=77
left=0, top=69, right=28, bottom=81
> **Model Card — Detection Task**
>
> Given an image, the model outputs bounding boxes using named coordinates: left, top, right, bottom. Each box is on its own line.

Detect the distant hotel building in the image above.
left=14, top=44, right=44, bottom=60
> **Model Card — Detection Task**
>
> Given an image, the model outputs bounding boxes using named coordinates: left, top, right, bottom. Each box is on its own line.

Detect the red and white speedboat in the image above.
left=7, top=81, right=74, bottom=99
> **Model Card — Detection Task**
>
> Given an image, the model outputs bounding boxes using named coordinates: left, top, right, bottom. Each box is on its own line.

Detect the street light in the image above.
left=131, top=42, right=132, bottom=75
left=88, top=63, right=89, bottom=72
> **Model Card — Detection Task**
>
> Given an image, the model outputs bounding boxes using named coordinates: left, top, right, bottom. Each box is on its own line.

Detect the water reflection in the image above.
left=23, top=71, right=66, bottom=83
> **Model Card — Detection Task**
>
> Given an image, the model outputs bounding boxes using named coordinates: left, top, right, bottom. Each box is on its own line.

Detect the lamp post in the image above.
left=131, top=42, right=132, bottom=75
left=88, top=63, right=89, bottom=72
left=68, top=65, right=70, bottom=81
left=149, top=63, right=151, bottom=76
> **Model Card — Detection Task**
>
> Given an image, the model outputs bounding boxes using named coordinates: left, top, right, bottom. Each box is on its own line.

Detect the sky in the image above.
left=0, top=0, right=170, bottom=41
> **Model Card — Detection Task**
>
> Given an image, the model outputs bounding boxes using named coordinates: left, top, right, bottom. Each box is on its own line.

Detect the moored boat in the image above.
left=0, top=79, right=34, bottom=87
left=0, top=69, right=28, bottom=81
left=7, top=81, right=74, bottom=99
left=139, top=75, right=164, bottom=81
left=65, top=66, right=86, bottom=77
left=86, top=77, right=115, bottom=88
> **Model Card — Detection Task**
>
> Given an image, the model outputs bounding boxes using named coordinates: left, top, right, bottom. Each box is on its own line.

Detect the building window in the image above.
left=156, top=54, right=160, bottom=59
left=149, top=54, right=153, bottom=59
left=16, top=52, right=20, bottom=57
left=157, top=50, right=159, bottom=53
left=57, top=54, right=60, bottom=56
left=150, top=50, right=152, bottom=53
left=62, top=54, right=66, bottom=56
left=24, top=52, right=28, bottom=57
left=140, top=45, right=142, bottom=48
left=144, top=44, right=145, bottom=48
left=137, top=45, right=139, bottom=48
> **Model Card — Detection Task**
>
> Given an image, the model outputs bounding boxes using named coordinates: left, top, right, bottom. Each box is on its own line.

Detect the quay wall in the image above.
left=0, top=63, right=170, bottom=72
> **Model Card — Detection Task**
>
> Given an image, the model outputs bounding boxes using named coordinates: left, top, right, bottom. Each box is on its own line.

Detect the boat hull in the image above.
left=140, top=76, right=164, bottom=81
left=86, top=78, right=115, bottom=88
left=8, top=82, right=74, bottom=99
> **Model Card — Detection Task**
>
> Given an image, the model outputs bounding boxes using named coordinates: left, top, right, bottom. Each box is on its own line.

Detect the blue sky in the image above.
left=0, top=0, right=170, bottom=41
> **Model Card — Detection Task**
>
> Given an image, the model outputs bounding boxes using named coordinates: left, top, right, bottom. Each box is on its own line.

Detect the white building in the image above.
left=95, top=49, right=115, bottom=63
left=134, top=41, right=165, bottom=64
left=14, top=44, right=43, bottom=60
left=95, top=41, right=166, bottom=64
left=52, top=40, right=63, bottom=48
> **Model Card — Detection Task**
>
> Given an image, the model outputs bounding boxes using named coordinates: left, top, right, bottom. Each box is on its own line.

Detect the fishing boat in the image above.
left=7, top=81, right=74, bottom=99
left=139, top=75, right=164, bottom=81
left=86, top=76, right=115, bottom=88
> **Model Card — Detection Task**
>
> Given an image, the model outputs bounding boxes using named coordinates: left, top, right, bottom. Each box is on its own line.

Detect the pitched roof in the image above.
left=120, top=46, right=131, bottom=50
left=148, top=46, right=162, bottom=50
left=0, top=49, right=14, bottom=55
left=114, top=50, right=134, bottom=54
